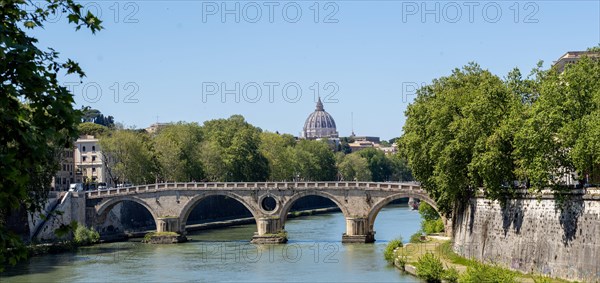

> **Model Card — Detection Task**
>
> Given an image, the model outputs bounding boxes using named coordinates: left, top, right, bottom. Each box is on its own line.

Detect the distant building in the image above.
left=348, top=140, right=375, bottom=152
left=302, top=97, right=339, bottom=139
left=51, top=148, right=75, bottom=191
left=553, top=51, right=600, bottom=73
left=352, top=136, right=380, bottom=143
left=74, top=135, right=111, bottom=187
left=377, top=143, right=398, bottom=155
left=145, top=123, right=171, bottom=134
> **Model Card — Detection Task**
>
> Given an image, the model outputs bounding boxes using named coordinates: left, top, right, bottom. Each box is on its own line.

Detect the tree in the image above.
left=389, top=154, right=413, bottom=182
left=0, top=0, right=102, bottom=270
left=291, top=140, right=337, bottom=181
left=153, top=122, right=204, bottom=182
left=515, top=55, right=600, bottom=188
left=401, top=63, right=519, bottom=214
left=357, top=148, right=392, bottom=182
left=78, top=122, right=108, bottom=137
left=99, top=130, right=155, bottom=185
left=81, top=107, right=114, bottom=127
left=260, top=132, right=296, bottom=181
left=202, top=115, right=269, bottom=181
left=337, top=153, right=371, bottom=181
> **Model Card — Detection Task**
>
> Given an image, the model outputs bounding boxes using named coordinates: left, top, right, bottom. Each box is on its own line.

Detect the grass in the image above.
left=394, top=239, right=575, bottom=283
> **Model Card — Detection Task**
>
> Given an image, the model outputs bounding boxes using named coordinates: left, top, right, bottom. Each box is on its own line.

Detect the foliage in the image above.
left=415, top=252, right=445, bottom=283
left=443, top=266, right=460, bottom=283
left=291, top=140, right=337, bottom=181
left=260, top=132, right=297, bottom=181
left=383, top=237, right=403, bottom=263
left=202, top=115, right=269, bottom=181
left=81, top=107, right=114, bottom=127
left=74, top=225, right=100, bottom=246
left=401, top=63, right=531, bottom=214
left=357, top=148, right=393, bottom=181
left=389, top=155, right=413, bottom=181
left=337, top=152, right=372, bottom=181
left=422, top=219, right=445, bottom=234
left=99, top=130, right=156, bottom=185
left=0, top=0, right=102, bottom=270
left=78, top=122, right=108, bottom=137
left=153, top=122, right=204, bottom=182
left=410, top=231, right=424, bottom=243
left=419, top=202, right=440, bottom=221
left=458, top=261, right=517, bottom=283
left=515, top=56, right=600, bottom=189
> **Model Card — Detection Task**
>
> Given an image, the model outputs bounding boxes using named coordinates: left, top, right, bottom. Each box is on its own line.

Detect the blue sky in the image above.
left=30, top=0, right=600, bottom=140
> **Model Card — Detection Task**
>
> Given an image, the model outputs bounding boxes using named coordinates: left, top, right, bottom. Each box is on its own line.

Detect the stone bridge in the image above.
left=85, top=182, right=443, bottom=243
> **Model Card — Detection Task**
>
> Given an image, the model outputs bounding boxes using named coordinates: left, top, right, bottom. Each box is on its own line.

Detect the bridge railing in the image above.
left=85, top=181, right=424, bottom=197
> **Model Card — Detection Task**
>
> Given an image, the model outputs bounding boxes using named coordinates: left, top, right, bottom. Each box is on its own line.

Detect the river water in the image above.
left=2, top=204, right=422, bottom=282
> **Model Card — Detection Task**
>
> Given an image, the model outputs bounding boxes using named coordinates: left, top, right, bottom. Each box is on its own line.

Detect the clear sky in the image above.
left=30, top=0, right=600, bottom=140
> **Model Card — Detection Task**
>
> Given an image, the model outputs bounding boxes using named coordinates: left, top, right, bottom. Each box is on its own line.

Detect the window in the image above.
left=82, top=146, right=86, bottom=152
left=63, top=164, right=66, bottom=171
left=92, top=156, right=96, bottom=162
left=82, top=156, right=87, bottom=162
left=92, top=167, right=96, bottom=172
left=92, top=146, right=96, bottom=151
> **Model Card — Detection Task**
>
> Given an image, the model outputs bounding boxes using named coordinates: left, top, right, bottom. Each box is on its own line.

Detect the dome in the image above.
left=302, top=98, right=338, bottom=139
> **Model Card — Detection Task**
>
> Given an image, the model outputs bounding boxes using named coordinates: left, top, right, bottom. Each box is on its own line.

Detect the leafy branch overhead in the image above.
left=0, top=0, right=102, bottom=271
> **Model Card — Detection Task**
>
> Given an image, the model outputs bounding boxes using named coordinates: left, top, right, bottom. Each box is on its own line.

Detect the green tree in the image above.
left=99, top=130, right=155, bottom=185
left=401, top=63, right=519, bottom=214
left=78, top=122, right=108, bottom=137
left=260, top=132, right=296, bottom=181
left=81, top=107, right=114, bottom=127
left=357, top=148, right=392, bottom=182
left=291, top=140, right=337, bottom=181
left=0, top=0, right=102, bottom=270
left=153, top=122, right=204, bottom=182
left=389, top=154, right=413, bottom=181
left=202, top=115, right=269, bottom=181
left=337, top=153, right=371, bottom=181
left=515, top=55, right=600, bottom=189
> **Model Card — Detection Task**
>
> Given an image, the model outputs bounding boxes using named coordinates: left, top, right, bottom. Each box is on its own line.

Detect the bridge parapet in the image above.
left=86, top=182, right=423, bottom=199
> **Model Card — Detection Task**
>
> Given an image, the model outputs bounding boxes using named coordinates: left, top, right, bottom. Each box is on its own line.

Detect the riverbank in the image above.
left=393, top=237, right=573, bottom=283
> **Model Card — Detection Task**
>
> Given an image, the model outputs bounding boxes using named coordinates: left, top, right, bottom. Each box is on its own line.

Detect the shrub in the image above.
left=383, top=237, right=403, bottom=263
left=410, top=231, right=424, bottom=243
left=416, top=252, right=445, bottom=282
left=422, top=218, right=445, bottom=234
left=459, top=261, right=517, bottom=283
left=443, top=266, right=460, bottom=283
left=74, top=225, right=100, bottom=245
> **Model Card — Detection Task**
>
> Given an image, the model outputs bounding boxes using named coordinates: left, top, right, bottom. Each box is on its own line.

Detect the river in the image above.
left=2, top=204, right=422, bottom=282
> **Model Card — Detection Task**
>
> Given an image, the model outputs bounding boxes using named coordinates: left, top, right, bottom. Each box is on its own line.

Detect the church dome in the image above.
left=302, top=98, right=338, bottom=139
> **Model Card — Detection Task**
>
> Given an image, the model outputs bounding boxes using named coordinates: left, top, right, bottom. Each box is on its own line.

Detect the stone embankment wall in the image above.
left=453, top=189, right=600, bottom=282
left=29, top=191, right=86, bottom=242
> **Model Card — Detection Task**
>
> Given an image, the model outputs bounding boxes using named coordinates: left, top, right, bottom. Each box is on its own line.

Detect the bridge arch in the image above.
left=367, top=191, right=441, bottom=232
left=279, top=190, right=349, bottom=224
left=95, top=195, right=159, bottom=230
left=179, top=191, right=260, bottom=233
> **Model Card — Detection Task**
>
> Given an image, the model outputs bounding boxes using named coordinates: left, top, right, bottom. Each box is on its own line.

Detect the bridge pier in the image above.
left=157, top=217, right=182, bottom=234
left=342, top=217, right=374, bottom=243
left=251, top=217, right=287, bottom=244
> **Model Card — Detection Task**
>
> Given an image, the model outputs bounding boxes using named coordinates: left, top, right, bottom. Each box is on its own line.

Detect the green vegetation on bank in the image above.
left=391, top=239, right=573, bottom=283
left=418, top=203, right=444, bottom=234
left=400, top=53, right=600, bottom=214
left=384, top=237, right=404, bottom=263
